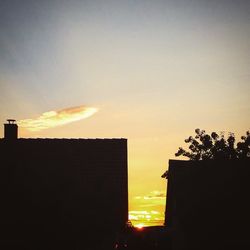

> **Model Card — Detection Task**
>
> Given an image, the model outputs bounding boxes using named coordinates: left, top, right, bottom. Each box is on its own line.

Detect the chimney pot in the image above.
left=4, top=119, right=18, bottom=140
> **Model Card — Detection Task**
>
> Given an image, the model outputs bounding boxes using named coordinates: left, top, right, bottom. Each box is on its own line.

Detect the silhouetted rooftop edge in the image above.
left=0, top=138, right=127, bottom=140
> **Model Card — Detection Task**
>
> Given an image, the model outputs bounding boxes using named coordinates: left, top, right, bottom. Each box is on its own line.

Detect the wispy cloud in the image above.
left=18, top=105, right=98, bottom=131
left=129, top=210, right=164, bottom=227
left=135, top=190, right=166, bottom=200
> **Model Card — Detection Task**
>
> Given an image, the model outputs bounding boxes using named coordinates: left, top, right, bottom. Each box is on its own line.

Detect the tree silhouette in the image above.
left=162, top=130, right=249, bottom=179
left=175, top=129, right=250, bottom=161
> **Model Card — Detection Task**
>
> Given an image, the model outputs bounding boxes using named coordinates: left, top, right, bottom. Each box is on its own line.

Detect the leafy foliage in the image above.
left=175, top=129, right=250, bottom=161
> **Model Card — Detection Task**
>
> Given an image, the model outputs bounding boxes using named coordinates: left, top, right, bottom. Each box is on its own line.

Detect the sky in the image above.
left=0, top=0, right=249, bottom=227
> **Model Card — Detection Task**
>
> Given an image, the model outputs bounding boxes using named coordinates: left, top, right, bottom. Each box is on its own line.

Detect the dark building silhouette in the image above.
left=115, top=225, right=172, bottom=250
left=165, top=159, right=250, bottom=250
left=0, top=120, right=128, bottom=249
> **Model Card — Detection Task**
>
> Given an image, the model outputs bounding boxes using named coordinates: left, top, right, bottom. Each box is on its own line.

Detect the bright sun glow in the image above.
left=134, top=223, right=145, bottom=229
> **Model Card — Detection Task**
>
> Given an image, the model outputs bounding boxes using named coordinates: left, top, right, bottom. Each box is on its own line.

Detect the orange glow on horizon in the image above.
left=134, top=223, right=145, bottom=229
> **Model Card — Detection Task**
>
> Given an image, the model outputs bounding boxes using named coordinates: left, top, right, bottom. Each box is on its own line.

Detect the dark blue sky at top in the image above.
left=1, top=0, right=249, bottom=69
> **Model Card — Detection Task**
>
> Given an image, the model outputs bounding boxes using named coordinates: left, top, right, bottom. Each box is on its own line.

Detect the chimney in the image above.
left=4, top=119, right=18, bottom=140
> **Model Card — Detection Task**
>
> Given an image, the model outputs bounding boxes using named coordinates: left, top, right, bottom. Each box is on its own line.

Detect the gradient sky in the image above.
left=1, top=0, right=249, bottom=227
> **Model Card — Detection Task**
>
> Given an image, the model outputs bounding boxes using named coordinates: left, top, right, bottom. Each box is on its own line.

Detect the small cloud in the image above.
left=134, top=190, right=166, bottom=200
left=135, top=196, right=142, bottom=199
left=129, top=210, right=150, bottom=215
left=18, top=105, right=98, bottom=131
left=150, top=210, right=160, bottom=214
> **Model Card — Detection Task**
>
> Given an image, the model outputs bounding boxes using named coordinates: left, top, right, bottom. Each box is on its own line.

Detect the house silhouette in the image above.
left=165, top=159, right=250, bottom=249
left=0, top=120, right=128, bottom=250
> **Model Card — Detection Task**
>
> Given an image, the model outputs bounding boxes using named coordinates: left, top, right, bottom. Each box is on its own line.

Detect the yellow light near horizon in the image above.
left=134, top=223, right=145, bottom=229
left=129, top=209, right=165, bottom=227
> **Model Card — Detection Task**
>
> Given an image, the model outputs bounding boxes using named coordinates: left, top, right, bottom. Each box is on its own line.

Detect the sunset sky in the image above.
left=0, top=0, right=249, bottom=227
